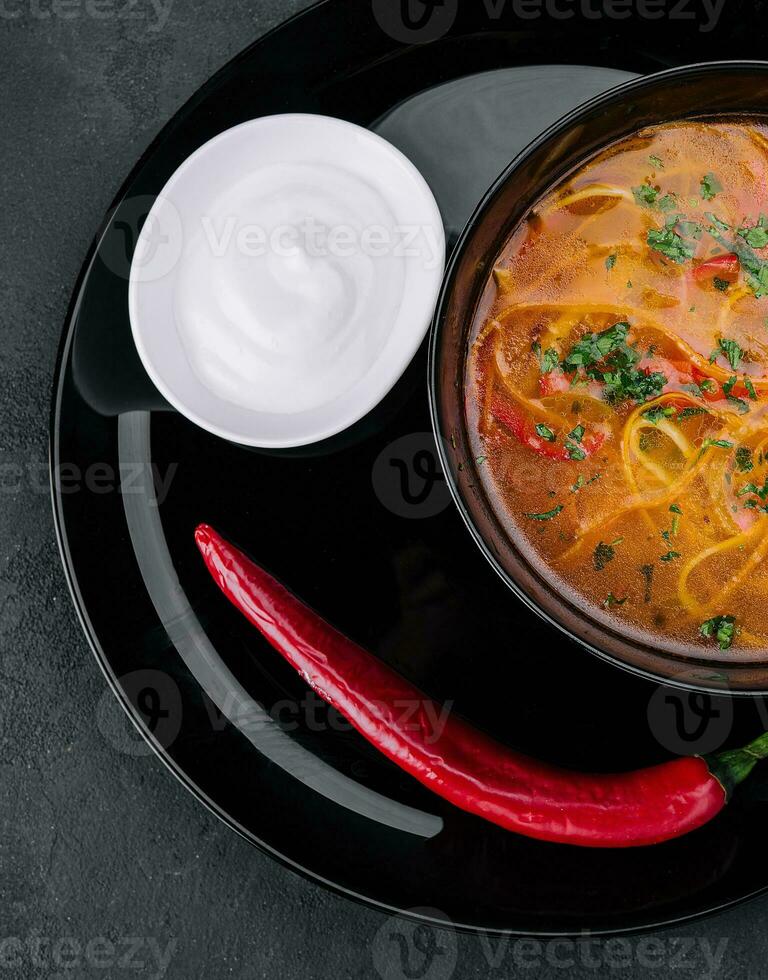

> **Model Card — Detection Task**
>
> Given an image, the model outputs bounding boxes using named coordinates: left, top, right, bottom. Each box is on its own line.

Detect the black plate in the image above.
left=51, top=0, right=768, bottom=936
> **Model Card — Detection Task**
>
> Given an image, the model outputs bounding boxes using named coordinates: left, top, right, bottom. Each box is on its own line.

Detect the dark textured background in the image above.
left=2, top=0, right=767, bottom=977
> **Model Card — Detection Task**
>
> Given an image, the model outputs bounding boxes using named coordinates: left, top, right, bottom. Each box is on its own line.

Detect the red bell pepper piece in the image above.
left=491, top=392, right=605, bottom=461
left=692, top=253, right=740, bottom=283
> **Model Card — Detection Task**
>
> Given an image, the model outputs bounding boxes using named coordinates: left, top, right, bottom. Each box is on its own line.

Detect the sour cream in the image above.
left=175, top=162, right=406, bottom=415
left=129, top=115, right=445, bottom=448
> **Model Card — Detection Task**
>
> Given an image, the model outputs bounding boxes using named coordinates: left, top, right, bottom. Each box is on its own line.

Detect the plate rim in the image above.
left=47, top=3, right=768, bottom=936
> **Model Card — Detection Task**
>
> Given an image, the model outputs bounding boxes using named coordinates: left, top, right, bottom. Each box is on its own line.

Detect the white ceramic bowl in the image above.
left=128, top=114, right=445, bottom=448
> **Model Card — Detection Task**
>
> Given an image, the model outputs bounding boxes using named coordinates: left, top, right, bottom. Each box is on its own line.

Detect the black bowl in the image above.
left=430, top=60, right=768, bottom=695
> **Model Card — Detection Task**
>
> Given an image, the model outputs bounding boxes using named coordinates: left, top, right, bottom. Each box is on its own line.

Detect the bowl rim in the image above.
left=129, top=112, right=446, bottom=449
left=428, top=59, right=768, bottom=697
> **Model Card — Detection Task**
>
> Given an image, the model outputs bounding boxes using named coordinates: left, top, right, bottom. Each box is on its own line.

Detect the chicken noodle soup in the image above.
left=467, top=119, right=768, bottom=655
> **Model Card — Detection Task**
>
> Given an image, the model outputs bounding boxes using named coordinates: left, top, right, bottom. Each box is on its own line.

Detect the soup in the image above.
left=467, top=119, right=768, bottom=656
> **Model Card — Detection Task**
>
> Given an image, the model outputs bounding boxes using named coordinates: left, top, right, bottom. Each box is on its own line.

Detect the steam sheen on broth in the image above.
left=467, top=119, right=768, bottom=656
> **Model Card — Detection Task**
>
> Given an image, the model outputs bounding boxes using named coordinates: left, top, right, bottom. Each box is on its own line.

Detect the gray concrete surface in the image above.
left=1, top=0, right=766, bottom=977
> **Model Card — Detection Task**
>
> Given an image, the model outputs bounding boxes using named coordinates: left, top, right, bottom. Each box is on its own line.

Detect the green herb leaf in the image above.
left=660, top=551, right=681, bottom=562
left=568, top=424, right=585, bottom=443
left=647, top=226, right=695, bottom=264
left=532, top=341, right=560, bottom=374
left=565, top=442, right=587, bottom=461
left=702, top=438, right=735, bottom=452
left=658, top=193, right=677, bottom=212
left=716, top=337, right=744, bottom=371
left=593, top=540, right=621, bottom=571
left=535, top=423, right=556, bottom=442
left=706, top=212, right=730, bottom=232
left=633, top=183, right=659, bottom=207
left=604, top=593, right=627, bottom=608
left=670, top=503, right=683, bottom=514
left=700, top=172, right=721, bottom=201
left=739, top=224, right=768, bottom=249
left=525, top=505, right=564, bottom=521
left=649, top=154, right=664, bottom=169
left=677, top=406, right=709, bottom=421
left=605, top=253, right=617, bottom=271
left=713, top=276, right=730, bottom=292
left=643, top=404, right=676, bottom=424
left=736, top=447, right=754, bottom=473
left=699, top=615, right=736, bottom=650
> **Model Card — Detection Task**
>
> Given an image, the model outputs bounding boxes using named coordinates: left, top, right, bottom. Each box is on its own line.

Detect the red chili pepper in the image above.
left=692, top=253, right=740, bottom=282
left=195, top=524, right=768, bottom=848
left=491, top=393, right=605, bottom=461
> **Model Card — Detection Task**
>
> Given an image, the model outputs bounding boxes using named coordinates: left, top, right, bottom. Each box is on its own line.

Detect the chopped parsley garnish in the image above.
left=706, top=212, right=730, bottom=232
left=562, top=321, right=630, bottom=370
left=604, top=593, right=627, bottom=608
left=593, top=538, right=623, bottom=571
left=712, top=337, right=744, bottom=371
left=701, top=438, right=735, bottom=453
left=737, top=475, right=768, bottom=501
left=647, top=226, right=695, bottom=264
left=562, top=322, right=667, bottom=406
left=570, top=472, right=600, bottom=493
left=738, top=216, right=768, bottom=250
left=699, top=615, right=736, bottom=650
left=710, top=225, right=768, bottom=297
left=605, top=253, right=617, bottom=271
left=643, top=404, right=676, bottom=424
left=736, top=447, right=754, bottom=473
left=700, top=172, right=721, bottom=201
left=535, top=423, right=556, bottom=442
left=660, top=551, right=681, bottom=562
left=525, top=505, right=564, bottom=521
left=677, top=406, right=709, bottom=421
left=565, top=443, right=586, bottom=461
left=633, top=183, right=658, bottom=207
left=713, top=276, right=730, bottom=292
left=649, top=154, right=664, bottom=169
left=658, top=193, right=677, bottom=212
left=745, top=378, right=757, bottom=401
left=532, top=341, right=559, bottom=374
left=476, top=455, right=487, bottom=466
left=670, top=503, right=683, bottom=514
left=568, top=424, right=585, bottom=442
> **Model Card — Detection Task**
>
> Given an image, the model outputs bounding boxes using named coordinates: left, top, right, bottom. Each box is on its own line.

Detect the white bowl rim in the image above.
left=128, top=112, right=446, bottom=448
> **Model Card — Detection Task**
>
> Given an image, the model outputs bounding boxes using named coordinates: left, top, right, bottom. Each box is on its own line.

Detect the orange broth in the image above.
left=467, top=119, right=768, bottom=655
